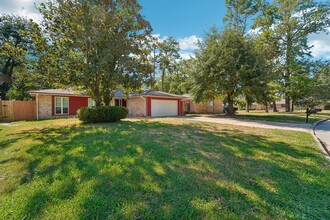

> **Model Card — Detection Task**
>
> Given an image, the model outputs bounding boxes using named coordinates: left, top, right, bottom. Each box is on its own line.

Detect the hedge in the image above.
left=324, top=103, right=330, bottom=110
left=77, top=106, right=128, bottom=123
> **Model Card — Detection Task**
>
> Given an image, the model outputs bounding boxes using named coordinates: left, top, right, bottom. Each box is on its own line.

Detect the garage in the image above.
left=151, top=99, right=178, bottom=117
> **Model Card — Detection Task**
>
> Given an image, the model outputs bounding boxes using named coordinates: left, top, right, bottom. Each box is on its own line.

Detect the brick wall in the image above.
left=188, top=99, right=223, bottom=114
left=38, top=95, right=52, bottom=119
left=213, top=100, right=223, bottom=113
left=127, top=97, right=146, bottom=117
left=194, top=102, right=209, bottom=113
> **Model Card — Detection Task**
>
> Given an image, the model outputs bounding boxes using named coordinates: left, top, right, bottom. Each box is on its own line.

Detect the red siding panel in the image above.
left=52, top=95, right=88, bottom=116
left=146, top=97, right=151, bottom=116
left=69, top=96, right=88, bottom=115
left=178, top=100, right=184, bottom=116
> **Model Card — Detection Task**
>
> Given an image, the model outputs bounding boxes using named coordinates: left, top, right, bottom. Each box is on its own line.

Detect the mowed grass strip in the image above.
left=0, top=118, right=329, bottom=219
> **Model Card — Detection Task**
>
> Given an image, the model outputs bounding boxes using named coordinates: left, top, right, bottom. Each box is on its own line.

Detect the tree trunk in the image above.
left=93, top=94, right=102, bottom=106
left=161, top=68, right=165, bottom=92
left=103, top=95, right=111, bottom=106
left=265, top=103, right=269, bottom=113
left=285, top=96, right=291, bottom=112
left=245, top=95, right=251, bottom=112
left=284, top=28, right=292, bottom=113
left=272, top=100, right=278, bottom=112
left=227, top=92, right=234, bottom=115
left=0, top=83, right=10, bottom=100
left=246, top=102, right=250, bottom=112
left=291, top=99, right=294, bottom=112
left=90, top=85, right=102, bottom=106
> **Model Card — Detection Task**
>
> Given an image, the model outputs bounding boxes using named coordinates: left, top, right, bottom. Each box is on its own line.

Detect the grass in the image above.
left=0, top=118, right=329, bottom=219
left=189, top=110, right=330, bottom=124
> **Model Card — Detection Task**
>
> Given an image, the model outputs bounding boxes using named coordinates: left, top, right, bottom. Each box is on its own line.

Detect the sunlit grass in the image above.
left=0, top=118, right=329, bottom=219
left=189, top=110, right=330, bottom=123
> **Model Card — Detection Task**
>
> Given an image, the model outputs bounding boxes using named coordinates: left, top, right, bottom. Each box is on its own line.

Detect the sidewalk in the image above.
left=314, top=120, right=330, bottom=154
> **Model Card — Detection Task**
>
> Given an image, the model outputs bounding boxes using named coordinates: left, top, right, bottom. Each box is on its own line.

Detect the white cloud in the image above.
left=0, top=0, right=44, bottom=22
left=180, top=52, right=195, bottom=60
left=152, top=34, right=202, bottom=51
left=308, top=28, right=330, bottom=58
left=151, top=34, right=168, bottom=43
left=247, top=27, right=261, bottom=36
left=178, top=35, right=202, bottom=50
left=152, top=34, right=201, bottom=60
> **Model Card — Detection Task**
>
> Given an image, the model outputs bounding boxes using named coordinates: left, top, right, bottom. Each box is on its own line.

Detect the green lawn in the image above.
left=189, top=110, right=330, bottom=124
left=0, top=118, right=329, bottom=219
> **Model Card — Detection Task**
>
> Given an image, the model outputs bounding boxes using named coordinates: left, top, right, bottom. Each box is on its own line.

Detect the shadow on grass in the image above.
left=1, top=120, right=330, bottom=219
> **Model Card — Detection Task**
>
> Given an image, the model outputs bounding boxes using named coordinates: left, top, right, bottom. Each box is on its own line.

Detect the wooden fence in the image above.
left=0, top=100, right=36, bottom=121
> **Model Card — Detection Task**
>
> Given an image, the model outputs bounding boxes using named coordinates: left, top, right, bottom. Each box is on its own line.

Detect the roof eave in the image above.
left=29, top=92, right=90, bottom=97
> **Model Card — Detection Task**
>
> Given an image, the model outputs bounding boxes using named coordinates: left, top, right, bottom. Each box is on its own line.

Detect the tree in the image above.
left=0, top=14, right=41, bottom=100
left=162, top=59, right=194, bottom=95
left=224, top=0, right=263, bottom=34
left=6, top=66, right=40, bottom=100
left=39, top=0, right=152, bottom=106
left=155, top=37, right=180, bottom=92
left=292, top=61, right=330, bottom=109
left=192, top=28, right=269, bottom=115
left=224, top=0, right=271, bottom=112
left=255, top=0, right=330, bottom=112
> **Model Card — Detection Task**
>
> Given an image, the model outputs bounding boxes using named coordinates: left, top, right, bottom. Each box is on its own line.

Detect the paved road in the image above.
left=186, top=116, right=311, bottom=132
left=315, top=120, right=330, bottom=153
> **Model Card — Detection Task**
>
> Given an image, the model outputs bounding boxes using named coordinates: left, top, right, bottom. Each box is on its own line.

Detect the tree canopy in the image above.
left=154, top=37, right=180, bottom=92
left=0, top=14, right=41, bottom=100
left=255, top=0, right=330, bottom=111
left=191, top=28, right=270, bottom=115
left=38, top=0, right=153, bottom=105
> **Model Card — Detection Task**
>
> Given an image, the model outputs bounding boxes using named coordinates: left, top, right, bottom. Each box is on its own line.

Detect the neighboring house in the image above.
left=321, top=101, right=330, bottom=110
left=28, top=89, right=188, bottom=119
left=183, top=95, right=223, bottom=114
left=250, top=99, right=286, bottom=111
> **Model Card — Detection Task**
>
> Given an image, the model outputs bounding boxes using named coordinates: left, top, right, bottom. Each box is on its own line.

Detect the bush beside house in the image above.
left=77, top=106, right=128, bottom=123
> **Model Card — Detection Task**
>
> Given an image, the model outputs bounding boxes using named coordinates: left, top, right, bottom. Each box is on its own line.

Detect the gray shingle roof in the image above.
left=29, top=89, right=188, bottom=99
left=129, top=90, right=186, bottom=98
left=29, top=89, right=89, bottom=96
left=113, top=89, right=125, bottom=98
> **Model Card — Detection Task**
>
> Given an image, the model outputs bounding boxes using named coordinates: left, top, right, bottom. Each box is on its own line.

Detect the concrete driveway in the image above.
left=314, top=120, right=330, bottom=153
left=186, top=116, right=311, bottom=132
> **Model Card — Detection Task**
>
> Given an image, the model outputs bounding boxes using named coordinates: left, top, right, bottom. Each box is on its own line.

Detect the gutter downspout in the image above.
left=36, top=94, right=39, bottom=120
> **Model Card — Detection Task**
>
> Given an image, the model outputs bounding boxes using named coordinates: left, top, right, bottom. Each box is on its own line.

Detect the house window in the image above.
left=55, top=97, right=69, bottom=115
left=208, top=100, right=214, bottom=112
left=88, top=98, right=95, bottom=107
left=115, top=99, right=121, bottom=106
left=114, top=99, right=127, bottom=107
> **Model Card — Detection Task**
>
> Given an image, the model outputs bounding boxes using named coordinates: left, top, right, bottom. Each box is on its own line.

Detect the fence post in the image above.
left=0, top=100, right=2, bottom=120
left=9, top=101, right=15, bottom=121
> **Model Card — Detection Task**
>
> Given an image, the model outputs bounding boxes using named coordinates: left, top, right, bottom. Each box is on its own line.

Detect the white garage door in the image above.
left=151, top=99, right=178, bottom=117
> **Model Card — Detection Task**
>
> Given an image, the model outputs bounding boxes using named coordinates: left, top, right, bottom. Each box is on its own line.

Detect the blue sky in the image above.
left=1, top=0, right=329, bottom=59
left=139, top=0, right=227, bottom=59
left=140, top=0, right=226, bottom=38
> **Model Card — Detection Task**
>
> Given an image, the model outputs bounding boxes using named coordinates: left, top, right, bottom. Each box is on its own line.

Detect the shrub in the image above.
left=324, top=103, right=330, bottom=110
left=77, top=106, right=128, bottom=123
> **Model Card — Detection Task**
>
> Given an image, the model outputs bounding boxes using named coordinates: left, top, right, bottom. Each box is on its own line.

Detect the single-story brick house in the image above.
left=28, top=89, right=189, bottom=119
